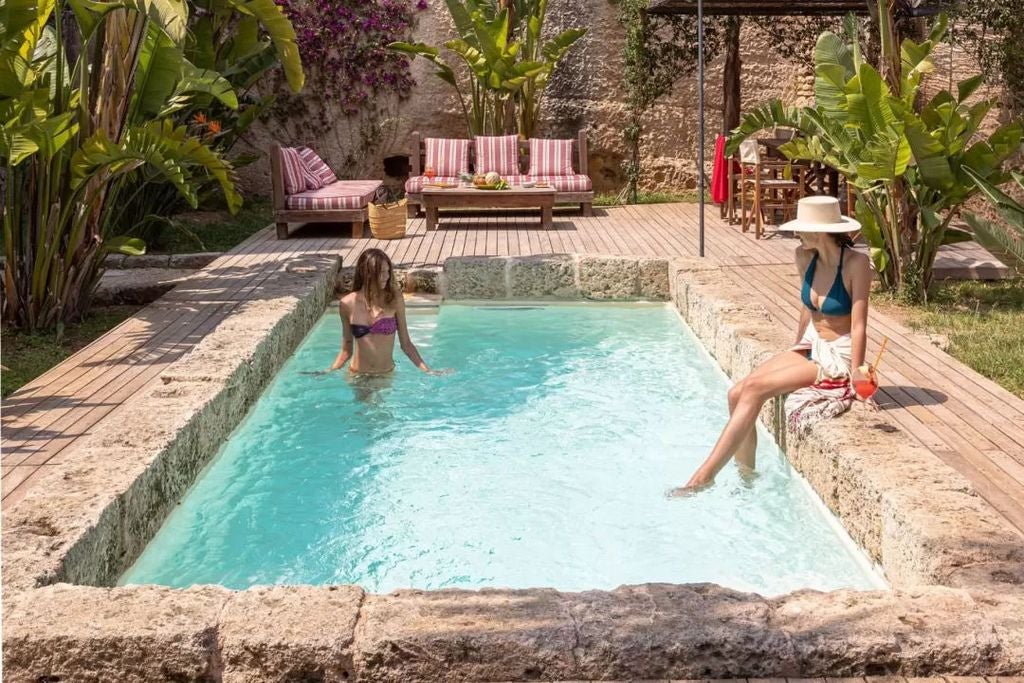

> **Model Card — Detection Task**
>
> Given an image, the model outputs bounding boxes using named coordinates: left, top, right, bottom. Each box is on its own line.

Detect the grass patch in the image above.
left=144, top=198, right=272, bottom=254
left=1, top=305, right=142, bottom=398
left=877, top=279, right=1024, bottom=398
left=594, top=190, right=706, bottom=207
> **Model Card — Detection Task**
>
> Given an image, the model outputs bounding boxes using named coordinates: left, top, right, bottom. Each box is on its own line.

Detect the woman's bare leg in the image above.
left=728, top=383, right=758, bottom=470
left=673, top=351, right=817, bottom=493
left=730, top=350, right=811, bottom=469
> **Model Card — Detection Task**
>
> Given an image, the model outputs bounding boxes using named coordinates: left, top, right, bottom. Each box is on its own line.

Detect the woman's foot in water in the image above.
left=668, top=469, right=715, bottom=496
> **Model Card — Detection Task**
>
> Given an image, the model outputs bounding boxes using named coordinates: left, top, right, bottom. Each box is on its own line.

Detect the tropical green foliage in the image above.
left=111, top=0, right=303, bottom=244
left=963, top=168, right=1024, bottom=265
left=727, top=4, right=1023, bottom=302
left=950, top=0, right=1024, bottom=118
left=390, top=0, right=585, bottom=137
left=1, top=0, right=303, bottom=331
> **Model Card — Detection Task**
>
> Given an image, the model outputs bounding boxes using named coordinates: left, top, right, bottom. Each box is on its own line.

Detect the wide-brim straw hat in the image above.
left=782, top=196, right=861, bottom=233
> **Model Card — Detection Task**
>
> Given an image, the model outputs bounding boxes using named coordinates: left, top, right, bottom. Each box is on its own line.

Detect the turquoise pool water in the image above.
left=121, top=304, right=883, bottom=595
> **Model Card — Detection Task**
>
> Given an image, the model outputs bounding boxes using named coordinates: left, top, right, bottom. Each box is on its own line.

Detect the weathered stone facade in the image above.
left=236, top=4, right=1008, bottom=199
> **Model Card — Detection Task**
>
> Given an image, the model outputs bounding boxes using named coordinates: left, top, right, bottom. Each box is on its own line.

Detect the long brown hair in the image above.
left=832, top=233, right=855, bottom=248
left=351, top=248, right=396, bottom=311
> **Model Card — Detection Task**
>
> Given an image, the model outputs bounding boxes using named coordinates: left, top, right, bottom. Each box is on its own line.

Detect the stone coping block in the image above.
left=442, top=254, right=671, bottom=301
left=2, top=254, right=340, bottom=593
left=337, top=256, right=669, bottom=301
left=4, top=583, right=1024, bottom=681
left=336, top=265, right=442, bottom=295
left=668, top=256, right=1024, bottom=592
left=103, top=252, right=222, bottom=269
left=219, top=585, right=364, bottom=682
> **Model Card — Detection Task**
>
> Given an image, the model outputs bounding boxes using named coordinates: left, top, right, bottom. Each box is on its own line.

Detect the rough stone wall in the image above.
left=237, top=6, right=1008, bottom=198
left=236, top=4, right=814, bottom=197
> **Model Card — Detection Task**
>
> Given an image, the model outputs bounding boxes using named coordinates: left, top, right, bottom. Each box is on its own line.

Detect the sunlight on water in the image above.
left=121, top=304, right=884, bottom=595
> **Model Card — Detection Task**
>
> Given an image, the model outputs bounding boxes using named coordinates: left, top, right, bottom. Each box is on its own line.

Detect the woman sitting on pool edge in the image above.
left=674, top=196, right=874, bottom=494
left=329, top=249, right=439, bottom=375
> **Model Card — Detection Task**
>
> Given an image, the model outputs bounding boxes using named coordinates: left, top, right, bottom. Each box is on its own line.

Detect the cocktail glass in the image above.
left=853, top=376, right=878, bottom=400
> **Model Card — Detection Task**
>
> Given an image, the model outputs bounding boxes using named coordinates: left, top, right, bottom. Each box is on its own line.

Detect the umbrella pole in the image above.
left=697, top=0, right=705, bottom=257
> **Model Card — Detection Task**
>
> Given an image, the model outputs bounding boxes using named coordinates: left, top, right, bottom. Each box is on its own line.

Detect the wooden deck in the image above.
left=0, top=230, right=349, bottom=507
left=2, top=204, right=1022, bottom=541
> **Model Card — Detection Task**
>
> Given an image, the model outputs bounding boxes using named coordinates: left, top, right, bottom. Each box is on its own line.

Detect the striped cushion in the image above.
left=505, top=174, right=593, bottom=192
left=297, top=147, right=337, bottom=187
left=405, top=175, right=460, bottom=193
left=474, top=135, right=520, bottom=176
left=527, top=138, right=575, bottom=176
left=424, top=138, right=470, bottom=177
left=280, top=147, right=314, bottom=195
left=285, top=180, right=382, bottom=210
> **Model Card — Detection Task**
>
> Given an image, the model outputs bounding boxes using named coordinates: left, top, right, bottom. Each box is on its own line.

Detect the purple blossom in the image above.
left=280, top=0, right=423, bottom=115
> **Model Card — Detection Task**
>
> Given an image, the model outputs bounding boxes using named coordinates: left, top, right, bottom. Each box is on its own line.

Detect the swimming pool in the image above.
left=121, top=303, right=883, bottom=595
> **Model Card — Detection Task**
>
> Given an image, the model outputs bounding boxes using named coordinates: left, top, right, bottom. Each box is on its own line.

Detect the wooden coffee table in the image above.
left=420, top=186, right=556, bottom=230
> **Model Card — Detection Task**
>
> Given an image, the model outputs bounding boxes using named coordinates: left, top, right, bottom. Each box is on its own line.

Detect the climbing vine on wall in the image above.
left=617, top=0, right=725, bottom=203
left=269, top=0, right=427, bottom=155
left=948, top=0, right=1024, bottom=117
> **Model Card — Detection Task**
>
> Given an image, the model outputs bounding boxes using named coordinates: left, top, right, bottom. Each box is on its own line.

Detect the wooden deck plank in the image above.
left=0, top=230, right=280, bottom=436
left=0, top=229, right=345, bottom=506
left=738, top=262, right=1024, bottom=449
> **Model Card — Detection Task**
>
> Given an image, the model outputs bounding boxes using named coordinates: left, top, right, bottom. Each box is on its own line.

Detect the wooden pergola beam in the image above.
left=648, top=0, right=943, bottom=16
left=648, top=0, right=867, bottom=14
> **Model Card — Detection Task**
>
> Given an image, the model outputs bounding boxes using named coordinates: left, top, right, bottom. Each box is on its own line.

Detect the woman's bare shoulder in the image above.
left=339, top=291, right=358, bottom=309
left=845, top=248, right=872, bottom=274
left=794, top=245, right=811, bottom=266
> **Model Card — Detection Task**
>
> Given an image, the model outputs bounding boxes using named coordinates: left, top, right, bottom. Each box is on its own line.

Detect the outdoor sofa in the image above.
left=270, top=145, right=381, bottom=239
left=404, top=130, right=594, bottom=218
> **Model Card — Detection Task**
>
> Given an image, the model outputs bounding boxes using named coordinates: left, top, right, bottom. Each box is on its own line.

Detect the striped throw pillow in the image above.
left=474, top=135, right=520, bottom=176
left=528, top=138, right=575, bottom=176
left=297, top=147, right=338, bottom=187
left=424, top=138, right=470, bottom=177
left=280, top=147, right=316, bottom=195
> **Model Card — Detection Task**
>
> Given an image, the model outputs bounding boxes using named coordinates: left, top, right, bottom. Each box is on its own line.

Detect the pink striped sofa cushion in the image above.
left=504, top=174, right=593, bottom=192
left=297, top=147, right=337, bottom=187
left=527, top=139, right=575, bottom=176
left=474, top=135, right=520, bottom=176
left=285, top=180, right=382, bottom=210
left=280, top=147, right=315, bottom=194
left=424, top=138, right=470, bottom=176
left=405, top=175, right=460, bottom=193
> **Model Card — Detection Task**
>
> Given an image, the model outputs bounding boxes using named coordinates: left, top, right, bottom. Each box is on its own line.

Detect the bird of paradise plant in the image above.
left=1, top=0, right=303, bottom=331
left=727, top=3, right=1022, bottom=302
left=390, top=0, right=585, bottom=137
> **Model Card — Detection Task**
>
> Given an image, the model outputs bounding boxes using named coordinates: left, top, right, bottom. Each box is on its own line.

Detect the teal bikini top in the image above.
left=801, top=245, right=852, bottom=316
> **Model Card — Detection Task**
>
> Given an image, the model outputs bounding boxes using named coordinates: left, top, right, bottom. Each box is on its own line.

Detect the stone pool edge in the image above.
left=669, top=256, right=1024, bottom=591
left=2, top=253, right=1023, bottom=682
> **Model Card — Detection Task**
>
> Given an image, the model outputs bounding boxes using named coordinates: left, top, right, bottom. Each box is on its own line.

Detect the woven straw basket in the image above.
left=368, top=198, right=407, bottom=240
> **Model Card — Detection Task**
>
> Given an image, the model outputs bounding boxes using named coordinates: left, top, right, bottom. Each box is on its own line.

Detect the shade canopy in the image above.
left=647, top=0, right=942, bottom=16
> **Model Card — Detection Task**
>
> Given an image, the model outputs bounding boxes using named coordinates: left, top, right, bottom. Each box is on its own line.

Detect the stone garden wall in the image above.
left=236, top=3, right=1009, bottom=198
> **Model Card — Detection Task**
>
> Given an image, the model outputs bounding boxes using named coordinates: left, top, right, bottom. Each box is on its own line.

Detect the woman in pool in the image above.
left=675, top=196, right=873, bottom=493
left=329, top=249, right=437, bottom=375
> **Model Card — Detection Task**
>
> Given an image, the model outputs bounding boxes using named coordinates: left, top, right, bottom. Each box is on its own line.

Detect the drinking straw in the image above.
left=872, top=336, right=890, bottom=372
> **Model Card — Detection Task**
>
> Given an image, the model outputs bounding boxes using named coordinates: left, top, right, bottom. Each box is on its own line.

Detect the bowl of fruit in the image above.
left=473, top=171, right=509, bottom=190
